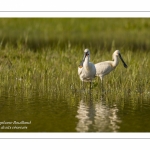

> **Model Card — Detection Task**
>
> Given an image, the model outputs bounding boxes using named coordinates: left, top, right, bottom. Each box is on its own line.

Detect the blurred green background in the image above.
left=0, top=18, right=150, bottom=51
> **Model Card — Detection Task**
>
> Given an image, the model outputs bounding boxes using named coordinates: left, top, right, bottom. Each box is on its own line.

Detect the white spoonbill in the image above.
left=78, top=49, right=96, bottom=89
left=95, top=50, right=127, bottom=86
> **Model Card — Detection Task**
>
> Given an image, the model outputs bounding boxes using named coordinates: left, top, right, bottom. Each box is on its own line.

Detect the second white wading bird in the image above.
left=95, top=50, right=128, bottom=87
left=78, top=49, right=96, bottom=89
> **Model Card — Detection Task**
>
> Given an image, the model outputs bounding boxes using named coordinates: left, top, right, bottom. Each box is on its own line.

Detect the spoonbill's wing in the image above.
left=95, top=61, right=114, bottom=77
left=78, top=67, right=83, bottom=75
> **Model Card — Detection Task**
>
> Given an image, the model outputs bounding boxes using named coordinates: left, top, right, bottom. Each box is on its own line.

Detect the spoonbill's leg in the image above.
left=100, top=76, right=104, bottom=94
left=82, top=81, right=84, bottom=90
left=90, top=81, right=92, bottom=90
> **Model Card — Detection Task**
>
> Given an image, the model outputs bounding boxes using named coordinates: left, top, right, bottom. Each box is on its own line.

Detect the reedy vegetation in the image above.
left=0, top=18, right=150, bottom=103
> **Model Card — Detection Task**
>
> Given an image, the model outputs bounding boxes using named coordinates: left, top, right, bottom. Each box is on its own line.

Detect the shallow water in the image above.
left=0, top=88, right=150, bottom=132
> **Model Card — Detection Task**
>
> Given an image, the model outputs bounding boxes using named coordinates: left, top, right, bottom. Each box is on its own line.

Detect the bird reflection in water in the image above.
left=76, top=91, right=121, bottom=132
left=76, top=99, right=93, bottom=132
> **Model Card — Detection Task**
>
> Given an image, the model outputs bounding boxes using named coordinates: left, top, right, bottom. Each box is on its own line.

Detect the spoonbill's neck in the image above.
left=112, top=55, right=119, bottom=67
left=83, top=55, right=90, bottom=68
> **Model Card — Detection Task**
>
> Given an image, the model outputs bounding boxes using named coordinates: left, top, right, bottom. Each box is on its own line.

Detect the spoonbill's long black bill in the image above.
left=119, top=53, right=128, bottom=68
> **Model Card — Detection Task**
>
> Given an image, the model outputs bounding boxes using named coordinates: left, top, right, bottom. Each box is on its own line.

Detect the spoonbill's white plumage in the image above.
left=95, top=50, right=127, bottom=84
left=78, top=49, right=96, bottom=88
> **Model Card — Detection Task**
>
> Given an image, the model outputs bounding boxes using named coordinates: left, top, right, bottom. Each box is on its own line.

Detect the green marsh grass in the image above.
left=0, top=18, right=150, bottom=105
left=0, top=43, right=150, bottom=104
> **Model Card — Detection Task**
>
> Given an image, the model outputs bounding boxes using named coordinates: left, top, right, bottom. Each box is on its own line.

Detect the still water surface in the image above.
left=0, top=89, right=150, bottom=132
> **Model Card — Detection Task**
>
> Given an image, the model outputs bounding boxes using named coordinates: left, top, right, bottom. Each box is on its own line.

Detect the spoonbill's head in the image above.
left=79, top=49, right=90, bottom=68
left=113, top=50, right=128, bottom=68
left=113, top=50, right=121, bottom=56
left=83, top=48, right=90, bottom=61
left=84, top=49, right=90, bottom=56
